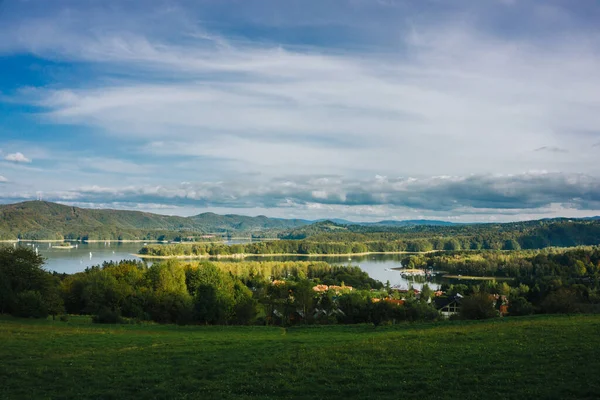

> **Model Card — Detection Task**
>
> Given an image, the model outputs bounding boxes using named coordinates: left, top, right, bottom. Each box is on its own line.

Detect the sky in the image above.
left=1, top=0, right=600, bottom=222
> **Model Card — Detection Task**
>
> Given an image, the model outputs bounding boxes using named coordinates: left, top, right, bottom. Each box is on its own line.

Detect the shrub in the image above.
left=460, top=293, right=498, bottom=320
left=404, top=301, right=439, bottom=322
left=92, top=307, right=124, bottom=324
left=371, top=301, right=396, bottom=326
left=233, top=296, right=258, bottom=325
left=508, top=296, right=535, bottom=316
left=12, top=290, right=48, bottom=318
left=541, top=289, right=580, bottom=314
left=59, top=314, right=69, bottom=322
left=148, top=291, right=194, bottom=324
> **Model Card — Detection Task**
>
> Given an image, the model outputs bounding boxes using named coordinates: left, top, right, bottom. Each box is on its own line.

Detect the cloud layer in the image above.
left=0, top=1, right=599, bottom=220
left=1, top=172, right=599, bottom=221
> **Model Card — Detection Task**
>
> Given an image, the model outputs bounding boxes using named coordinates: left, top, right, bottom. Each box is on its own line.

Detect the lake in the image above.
left=15, top=241, right=442, bottom=290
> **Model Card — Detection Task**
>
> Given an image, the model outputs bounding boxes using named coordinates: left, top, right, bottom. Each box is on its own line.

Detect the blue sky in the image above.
left=1, top=0, right=600, bottom=221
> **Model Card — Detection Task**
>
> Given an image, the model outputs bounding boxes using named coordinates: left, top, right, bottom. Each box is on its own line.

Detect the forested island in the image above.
left=3, top=201, right=600, bottom=252
left=138, top=218, right=600, bottom=257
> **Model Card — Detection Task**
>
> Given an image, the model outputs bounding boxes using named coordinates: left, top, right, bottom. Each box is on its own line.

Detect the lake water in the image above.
left=15, top=241, right=441, bottom=290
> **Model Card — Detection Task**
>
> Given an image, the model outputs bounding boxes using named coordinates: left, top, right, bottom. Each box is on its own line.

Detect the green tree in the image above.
left=508, top=296, right=534, bottom=316
left=460, top=293, right=497, bottom=320
left=147, top=261, right=187, bottom=294
left=420, top=284, right=433, bottom=302
left=541, top=289, right=580, bottom=314
left=13, top=290, right=48, bottom=318
left=0, top=246, right=48, bottom=314
left=293, top=279, right=315, bottom=323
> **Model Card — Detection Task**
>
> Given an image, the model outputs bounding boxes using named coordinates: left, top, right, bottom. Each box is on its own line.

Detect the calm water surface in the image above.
left=17, top=241, right=441, bottom=290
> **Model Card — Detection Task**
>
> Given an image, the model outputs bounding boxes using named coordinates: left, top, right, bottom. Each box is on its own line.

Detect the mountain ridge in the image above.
left=1, top=200, right=599, bottom=241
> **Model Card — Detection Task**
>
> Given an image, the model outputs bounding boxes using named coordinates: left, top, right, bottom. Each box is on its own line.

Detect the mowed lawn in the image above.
left=1, top=315, right=599, bottom=400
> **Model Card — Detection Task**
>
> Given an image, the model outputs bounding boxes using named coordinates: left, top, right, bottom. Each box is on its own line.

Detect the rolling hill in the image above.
left=2, top=200, right=599, bottom=243
left=0, top=201, right=309, bottom=240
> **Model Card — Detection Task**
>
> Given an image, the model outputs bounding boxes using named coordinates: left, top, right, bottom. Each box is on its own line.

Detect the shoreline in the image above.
left=0, top=239, right=166, bottom=243
left=0, top=239, right=65, bottom=243
left=442, top=274, right=514, bottom=281
left=134, top=250, right=440, bottom=260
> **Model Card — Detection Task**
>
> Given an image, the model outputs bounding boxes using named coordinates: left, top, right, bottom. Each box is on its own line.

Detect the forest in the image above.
left=139, top=218, right=600, bottom=257
left=0, top=201, right=306, bottom=240
left=2, top=245, right=600, bottom=326
left=3, top=201, right=600, bottom=250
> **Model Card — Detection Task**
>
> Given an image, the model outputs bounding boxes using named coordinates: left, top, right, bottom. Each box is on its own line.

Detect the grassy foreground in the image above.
left=1, top=316, right=599, bottom=400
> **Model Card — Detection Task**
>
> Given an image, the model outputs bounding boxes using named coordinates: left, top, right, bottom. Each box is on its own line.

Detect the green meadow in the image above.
left=1, top=315, right=599, bottom=399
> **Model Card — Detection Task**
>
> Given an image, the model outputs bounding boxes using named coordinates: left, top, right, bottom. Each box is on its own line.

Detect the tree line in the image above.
left=407, top=246, right=600, bottom=316
left=139, top=219, right=600, bottom=257
left=3, top=245, right=600, bottom=326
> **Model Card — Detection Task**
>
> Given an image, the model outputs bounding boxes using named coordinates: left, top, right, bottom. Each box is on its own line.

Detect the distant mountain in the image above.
left=280, top=220, right=353, bottom=239
left=314, top=218, right=356, bottom=225
left=2, top=200, right=598, bottom=242
left=0, top=201, right=309, bottom=240
left=314, top=219, right=455, bottom=226
left=582, top=216, right=600, bottom=221
left=189, top=212, right=308, bottom=232
left=364, top=219, right=456, bottom=227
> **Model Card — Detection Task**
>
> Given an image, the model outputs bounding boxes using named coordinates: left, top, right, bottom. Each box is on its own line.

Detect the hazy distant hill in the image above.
left=279, top=217, right=600, bottom=244
left=280, top=219, right=458, bottom=239
left=315, top=219, right=455, bottom=227
left=363, top=219, right=456, bottom=227
left=189, top=212, right=309, bottom=232
left=2, top=201, right=599, bottom=243
left=0, top=201, right=309, bottom=240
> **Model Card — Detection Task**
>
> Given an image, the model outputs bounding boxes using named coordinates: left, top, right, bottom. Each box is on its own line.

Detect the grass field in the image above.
left=1, top=315, right=599, bottom=400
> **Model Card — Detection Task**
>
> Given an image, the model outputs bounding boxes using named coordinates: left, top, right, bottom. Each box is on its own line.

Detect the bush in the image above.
left=541, top=289, right=580, bottom=314
left=59, top=314, right=69, bottom=322
left=148, top=291, right=194, bottom=324
left=508, top=296, right=535, bottom=316
left=460, top=293, right=498, bottom=320
left=371, top=301, right=397, bottom=326
left=92, top=307, right=124, bottom=324
left=233, top=296, right=258, bottom=325
left=12, top=290, right=48, bottom=318
left=404, top=301, right=439, bottom=322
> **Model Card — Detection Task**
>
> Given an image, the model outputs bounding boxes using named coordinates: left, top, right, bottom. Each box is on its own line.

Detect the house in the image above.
left=312, top=284, right=353, bottom=293
left=434, top=294, right=463, bottom=319
left=328, top=285, right=353, bottom=293
left=385, top=298, right=405, bottom=306
left=312, top=284, right=329, bottom=292
left=371, top=298, right=405, bottom=306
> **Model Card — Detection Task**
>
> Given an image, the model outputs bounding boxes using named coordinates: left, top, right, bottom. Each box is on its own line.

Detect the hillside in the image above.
left=1, top=315, right=599, bottom=399
left=190, top=212, right=309, bottom=232
left=2, top=200, right=600, bottom=244
left=277, top=218, right=600, bottom=251
left=0, top=201, right=309, bottom=240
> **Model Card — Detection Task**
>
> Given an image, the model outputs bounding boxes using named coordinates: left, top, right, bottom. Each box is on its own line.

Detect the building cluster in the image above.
left=312, top=284, right=353, bottom=293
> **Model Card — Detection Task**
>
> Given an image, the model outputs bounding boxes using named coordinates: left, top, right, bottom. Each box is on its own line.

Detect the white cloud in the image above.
left=1, top=1, right=600, bottom=220
left=0, top=175, right=8, bottom=183
left=4, top=152, right=31, bottom=163
left=1, top=171, right=599, bottom=213
left=7, top=18, right=597, bottom=179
